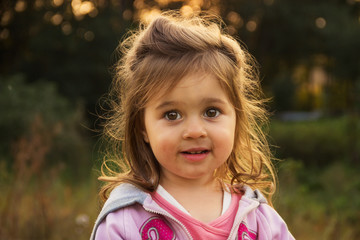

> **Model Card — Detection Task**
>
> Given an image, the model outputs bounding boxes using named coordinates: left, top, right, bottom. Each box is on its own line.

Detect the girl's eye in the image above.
left=164, top=111, right=181, bottom=121
left=204, top=108, right=220, bottom=118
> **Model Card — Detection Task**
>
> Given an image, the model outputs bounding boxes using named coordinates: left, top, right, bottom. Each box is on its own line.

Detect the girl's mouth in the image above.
left=180, top=149, right=210, bottom=162
left=182, top=150, right=209, bottom=154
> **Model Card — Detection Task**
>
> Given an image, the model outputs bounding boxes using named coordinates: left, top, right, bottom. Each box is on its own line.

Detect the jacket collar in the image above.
left=242, top=185, right=267, bottom=203
left=90, top=183, right=148, bottom=240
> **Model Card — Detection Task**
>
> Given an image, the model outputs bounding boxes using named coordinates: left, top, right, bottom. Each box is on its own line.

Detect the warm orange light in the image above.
left=34, top=0, right=44, bottom=10
left=44, top=11, right=53, bottom=22
left=122, top=9, right=133, bottom=21
left=84, top=31, right=95, bottom=41
left=52, top=0, right=64, bottom=7
left=15, top=1, right=27, bottom=12
left=180, top=5, right=194, bottom=17
left=134, top=0, right=145, bottom=10
left=79, top=2, right=93, bottom=14
left=1, top=11, right=12, bottom=26
left=0, top=29, right=10, bottom=40
left=227, top=25, right=236, bottom=35
left=184, top=0, right=202, bottom=13
left=51, top=13, right=63, bottom=25
left=71, top=0, right=96, bottom=18
left=246, top=20, right=257, bottom=32
left=227, top=11, right=243, bottom=28
left=139, top=8, right=162, bottom=23
left=135, top=0, right=220, bottom=22
left=61, top=22, right=72, bottom=35
left=155, top=0, right=171, bottom=7
left=315, top=17, right=326, bottom=29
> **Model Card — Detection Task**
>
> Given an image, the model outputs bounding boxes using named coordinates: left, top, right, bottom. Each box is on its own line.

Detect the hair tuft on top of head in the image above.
left=133, top=14, right=224, bottom=60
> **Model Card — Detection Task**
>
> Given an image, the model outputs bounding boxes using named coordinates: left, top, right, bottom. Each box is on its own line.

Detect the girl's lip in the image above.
left=181, top=147, right=209, bottom=153
left=180, top=148, right=210, bottom=162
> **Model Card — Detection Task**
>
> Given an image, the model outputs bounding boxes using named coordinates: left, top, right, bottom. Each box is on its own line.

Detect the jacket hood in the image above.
left=90, top=184, right=149, bottom=240
left=242, top=185, right=267, bottom=204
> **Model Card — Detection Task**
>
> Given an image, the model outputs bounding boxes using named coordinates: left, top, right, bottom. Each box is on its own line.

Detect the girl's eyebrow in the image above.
left=202, top=97, right=227, bottom=105
left=155, top=101, right=178, bottom=110
left=155, top=98, right=227, bottom=110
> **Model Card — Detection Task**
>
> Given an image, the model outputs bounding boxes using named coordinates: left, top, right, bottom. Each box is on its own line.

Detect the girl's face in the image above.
left=143, top=72, right=236, bottom=184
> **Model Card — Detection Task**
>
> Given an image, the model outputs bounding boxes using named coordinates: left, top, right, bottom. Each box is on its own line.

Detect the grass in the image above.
left=269, top=116, right=360, bottom=166
left=0, top=115, right=100, bottom=239
left=0, top=165, right=99, bottom=239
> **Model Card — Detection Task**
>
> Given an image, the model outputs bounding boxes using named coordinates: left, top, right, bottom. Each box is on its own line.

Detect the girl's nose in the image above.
left=182, top=118, right=207, bottom=139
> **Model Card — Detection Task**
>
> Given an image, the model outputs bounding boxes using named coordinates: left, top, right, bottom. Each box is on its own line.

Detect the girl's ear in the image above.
left=142, top=130, right=149, bottom=143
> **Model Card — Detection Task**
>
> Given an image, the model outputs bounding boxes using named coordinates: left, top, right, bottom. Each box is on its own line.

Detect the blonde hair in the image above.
left=99, top=11, right=276, bottom=205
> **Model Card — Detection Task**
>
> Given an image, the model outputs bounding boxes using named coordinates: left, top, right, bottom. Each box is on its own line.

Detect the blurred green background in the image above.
left=1, top=0, right=359, bottom=239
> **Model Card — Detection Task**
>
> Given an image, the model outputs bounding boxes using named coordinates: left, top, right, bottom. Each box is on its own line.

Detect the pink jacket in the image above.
left=90, top=184, right=294, bottom=239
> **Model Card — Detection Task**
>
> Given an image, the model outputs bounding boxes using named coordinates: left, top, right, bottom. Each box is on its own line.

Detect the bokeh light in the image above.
left=15, top=0, right=27, bottom=12
left=71, top=0, right=96, bottom=19
left=246, top=20, right=257, bottom=32
left=315, top=17, right=326, bottom=29
left=51, top=13, right=63, bottom=25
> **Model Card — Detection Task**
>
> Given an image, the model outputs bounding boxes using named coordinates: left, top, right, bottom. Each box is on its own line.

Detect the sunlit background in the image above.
left=1, top=0, right=360, bottom=239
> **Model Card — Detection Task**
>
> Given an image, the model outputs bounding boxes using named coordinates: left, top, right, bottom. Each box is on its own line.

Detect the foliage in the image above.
left=269, top=116, right=360, bottom=166
left=271, top=117, right=360, bottom=238
left=271, top=71, right=296, bottom=111
left=276, top=159, right=360, bottom=239
left=0, top=74, right=97, bottom=239
left=0, top=74, right=92, bottom=179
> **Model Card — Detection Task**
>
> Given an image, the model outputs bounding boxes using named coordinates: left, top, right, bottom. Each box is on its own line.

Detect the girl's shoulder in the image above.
left=254, top=204, right=295, bottom=239
left=90, top=183, right=151, bottom=240
left=238, top=185, right=295, bottom=239
left=94, top=201, right=155, bottom=240
left=91, top=183, right=191, bottom=240
left=97, top=183, right=150, bottom=219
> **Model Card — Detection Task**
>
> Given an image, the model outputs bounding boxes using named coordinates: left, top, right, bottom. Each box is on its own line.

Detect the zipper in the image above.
left=143, top=206, right=193, bottom=240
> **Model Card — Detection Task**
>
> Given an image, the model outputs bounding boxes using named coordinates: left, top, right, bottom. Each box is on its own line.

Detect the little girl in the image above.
left=91, top=11, right=294, bottom=240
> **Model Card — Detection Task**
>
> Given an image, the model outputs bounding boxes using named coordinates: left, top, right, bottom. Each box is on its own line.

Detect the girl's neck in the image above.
left=159, top=172, right=221, bottom=193
left=159, top=174, right=224, bottom=223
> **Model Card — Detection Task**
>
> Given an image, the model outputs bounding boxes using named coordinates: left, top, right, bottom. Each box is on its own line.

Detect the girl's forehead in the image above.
left=148, top=71, right=211, bottom=99
left=175, top=72, right=211, bottom=88
left=146, top=71, right=233, bottom=106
